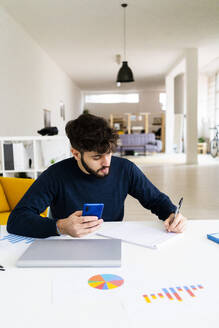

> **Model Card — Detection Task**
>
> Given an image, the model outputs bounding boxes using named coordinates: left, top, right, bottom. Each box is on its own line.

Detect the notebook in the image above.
left=16, top=238, right=121, bottom=267
left=97, top=221, right=181, bottom=249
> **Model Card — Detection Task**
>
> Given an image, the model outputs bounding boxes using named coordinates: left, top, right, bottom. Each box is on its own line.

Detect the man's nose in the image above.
left=101, top=156, right=110, bottom=166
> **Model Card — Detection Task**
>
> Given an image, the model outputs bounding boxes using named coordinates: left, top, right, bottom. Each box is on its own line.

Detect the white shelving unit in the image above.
left=0, top=136, right=71, bottom=179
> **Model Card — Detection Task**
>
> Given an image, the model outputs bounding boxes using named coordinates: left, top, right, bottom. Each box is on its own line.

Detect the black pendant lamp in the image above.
left=117, top=3, right=134, bottom=83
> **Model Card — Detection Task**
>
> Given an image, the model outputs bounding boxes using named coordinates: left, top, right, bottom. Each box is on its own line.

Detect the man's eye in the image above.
left=93, top=157, right=101, bottom=160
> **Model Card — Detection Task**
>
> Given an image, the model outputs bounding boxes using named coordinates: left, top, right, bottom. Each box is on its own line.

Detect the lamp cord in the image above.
left=122, top=3, right=128, bottom=61
left=123, top=5, right=126, bottom=61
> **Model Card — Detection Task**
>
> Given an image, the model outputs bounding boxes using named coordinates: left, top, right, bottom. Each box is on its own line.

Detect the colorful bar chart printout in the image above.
left=143, top=284, right=204, bottom=304
left=0, top=234, right=35, bottom=244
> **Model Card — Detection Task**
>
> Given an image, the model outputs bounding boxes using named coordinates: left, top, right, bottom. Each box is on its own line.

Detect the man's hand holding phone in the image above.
left=56, top=204, right=104, bottom=237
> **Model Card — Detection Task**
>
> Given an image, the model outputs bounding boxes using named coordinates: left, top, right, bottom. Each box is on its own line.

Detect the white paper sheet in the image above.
left=97, top=221, right=181, bottom=249
left=52, top=268, right=129, bottom=327
left=122, top=276, right=219, bottom=328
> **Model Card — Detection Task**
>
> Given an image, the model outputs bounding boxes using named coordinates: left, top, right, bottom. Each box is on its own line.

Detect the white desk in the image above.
left=0, top=220, right=219, bottom=328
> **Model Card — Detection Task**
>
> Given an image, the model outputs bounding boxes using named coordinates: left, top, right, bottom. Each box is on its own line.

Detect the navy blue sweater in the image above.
left=7, top=156, right=176, bottom=238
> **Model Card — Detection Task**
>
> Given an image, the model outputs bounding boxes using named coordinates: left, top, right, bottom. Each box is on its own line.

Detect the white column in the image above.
left=165, top=59, right=185, bottom=154
left=165, top=75, right=174, bottom=153
left=185, top=49, right=198, bottom=164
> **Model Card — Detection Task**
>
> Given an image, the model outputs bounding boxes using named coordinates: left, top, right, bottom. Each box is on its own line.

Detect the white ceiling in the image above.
left=1, top=0, right=219, bottom=91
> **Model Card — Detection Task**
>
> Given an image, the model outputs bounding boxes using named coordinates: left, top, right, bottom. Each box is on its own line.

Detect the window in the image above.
left=159, top=93, right=167, bottom=111
left=85, top=93, right=139, bottom=104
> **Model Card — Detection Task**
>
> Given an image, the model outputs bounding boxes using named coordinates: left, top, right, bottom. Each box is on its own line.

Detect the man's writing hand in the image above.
left=164, top=213, right=187, bottom=233
left=56, top=211, right=103, bottom=237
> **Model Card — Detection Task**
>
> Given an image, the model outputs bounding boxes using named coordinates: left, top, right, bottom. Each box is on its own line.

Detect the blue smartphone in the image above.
left=82, top=203, right=104, bottom=219
left=207, top=233, right=219, bottom=244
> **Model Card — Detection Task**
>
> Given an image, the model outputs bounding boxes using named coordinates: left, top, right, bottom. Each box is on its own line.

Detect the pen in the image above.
left=170, top=197, right=183, bottom=225
left=0, top=265, right=5, bottom=271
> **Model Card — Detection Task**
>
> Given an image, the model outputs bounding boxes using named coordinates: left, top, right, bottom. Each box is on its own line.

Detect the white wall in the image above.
left=84, top=89, right=164, bottom=132
left=0, top=7, right=82, bottom=136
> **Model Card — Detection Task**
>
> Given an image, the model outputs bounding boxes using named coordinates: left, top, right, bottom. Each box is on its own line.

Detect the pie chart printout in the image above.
left=88, top=274, right=124, bottom=290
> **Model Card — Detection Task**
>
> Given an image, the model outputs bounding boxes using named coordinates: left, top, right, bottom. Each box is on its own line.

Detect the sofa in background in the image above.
left=0, top=177, right=48, bottom=225
left=118, top=133, right=162, bottom=155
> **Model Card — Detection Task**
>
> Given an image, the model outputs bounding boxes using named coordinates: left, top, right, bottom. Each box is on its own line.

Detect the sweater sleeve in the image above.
left=128, top=163, right=177, bottom=221
left=7, top=169, right=60, bottom=238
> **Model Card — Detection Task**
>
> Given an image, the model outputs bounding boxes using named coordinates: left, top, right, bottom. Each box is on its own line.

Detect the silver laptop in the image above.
left=16, top=238, right=121, bottom=267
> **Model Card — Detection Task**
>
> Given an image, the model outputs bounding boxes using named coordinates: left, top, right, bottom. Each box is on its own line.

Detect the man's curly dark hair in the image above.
left=65, top=114, right=119, bottom=154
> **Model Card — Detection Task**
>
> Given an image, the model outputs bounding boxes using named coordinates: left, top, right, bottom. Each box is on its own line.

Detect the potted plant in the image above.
left=198, top=137, right=205, bottom=143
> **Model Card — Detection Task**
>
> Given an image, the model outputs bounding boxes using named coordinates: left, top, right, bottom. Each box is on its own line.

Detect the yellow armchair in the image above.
left=0, top=177, right=48, bottom=225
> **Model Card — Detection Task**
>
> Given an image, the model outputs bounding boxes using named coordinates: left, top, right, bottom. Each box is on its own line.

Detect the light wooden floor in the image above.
left=124, top=154, right=219, bottom=221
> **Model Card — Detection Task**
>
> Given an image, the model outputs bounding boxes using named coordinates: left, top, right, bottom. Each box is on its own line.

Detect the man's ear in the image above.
left=71, top=148, right=81, bottom=161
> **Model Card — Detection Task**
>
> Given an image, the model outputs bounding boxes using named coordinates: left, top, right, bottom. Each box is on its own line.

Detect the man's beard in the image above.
left=81, top=153, right=110, bottom=178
